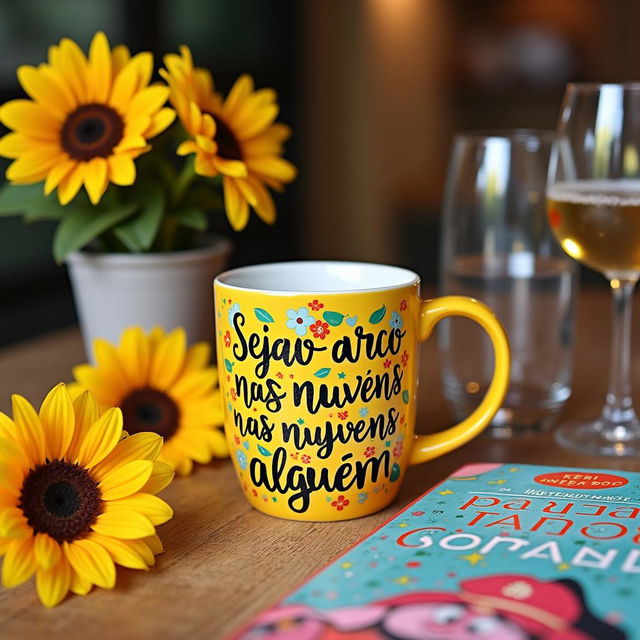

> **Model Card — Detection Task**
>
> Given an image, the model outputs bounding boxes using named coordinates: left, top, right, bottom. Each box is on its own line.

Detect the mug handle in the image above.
left=409, top=296, right=510, bottom=465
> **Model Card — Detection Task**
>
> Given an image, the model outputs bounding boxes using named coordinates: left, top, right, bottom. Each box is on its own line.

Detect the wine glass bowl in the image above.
left=547, top=83, right=640, bottom=456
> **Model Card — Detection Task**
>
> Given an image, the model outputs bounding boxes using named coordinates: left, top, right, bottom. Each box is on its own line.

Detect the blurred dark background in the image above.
left=1, top=0, right=638, bottom=347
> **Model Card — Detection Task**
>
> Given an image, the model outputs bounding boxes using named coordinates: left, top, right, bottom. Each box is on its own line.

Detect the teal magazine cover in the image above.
left=235, top=463, right=640, bottom=639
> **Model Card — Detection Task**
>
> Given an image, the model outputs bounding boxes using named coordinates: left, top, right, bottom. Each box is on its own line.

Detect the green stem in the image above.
left=171, top=156, right=197, bottom=207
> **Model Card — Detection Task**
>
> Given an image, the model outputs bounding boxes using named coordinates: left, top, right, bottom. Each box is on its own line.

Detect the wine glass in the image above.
left=547, top=83, right=640, bottom=455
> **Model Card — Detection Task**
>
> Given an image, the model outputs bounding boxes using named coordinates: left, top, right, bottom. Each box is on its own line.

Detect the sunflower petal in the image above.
left=145, top=107, right=175, bottom=138
left=118, top=326, right=150, bottom=386
left=92, top=433, right=163, bottom=482
left=67, top=390, right=99, bottom=460
left=183, top=342, right=212, bottom=374
left=109, top=53, right=143, bottom=111
left=76, top=407, right=123, bottom=469
left=140, top=461, right=175, bottom=494
left=39, top=383, right=74, bottom=461
left=57, top=38, right=89, bottom=103
left=0, top=100, right=60, bottom=141
left=248, top=176, right=276, bottom=225
left=223, top=74, right=254, bottom=117
left=223, top=176, right=249, bottom=231
left=17, top=65, right=73, bottom=119
left=170, top=368, right=217, bottom=400
left=44, top=158, right=76, bottom=196
left=35, top=557, right=71, bottom=607
left=69, top=569, right=93, bottom=595
left=90, top=532, right=152, bottom=570
left=64, top=538, right=115, bottom=589
left=83, top=157, right=109, bottom=205
left=111, top=44, right=130, bottom=76
left=142, top=533, right=164, bottom=556
left=34, top=533, right=62, bottom=571
left=104, top=493, right=173, bottom=525
left=87, top=31, right=112, bottom=103
left=6, top=147, right=62, bottom=184
left=2, top=536, right=36, bottom=588
left=99, top=459, right=153, bottom=500
left=92, top=338, right=128, bottom=396
left=213, top=157, right=247, bottom=178
left=91, top=510, right=154, bottom=539
left=247, top=156, right=297, bottom=183
left=127, top=86, right=170, bottom=120
left=0, top=507, right=30, bottom=539
left=0, top=132, right=40, bottom=159
left=107, top=153, right=136, bottom=186
left=11, top=394, right=45, bottom=465
left=149, top=328, right=187, bottom=390
left=57, top=164, right=85, bottom=205
left=0, top=464, right=25, bottom=498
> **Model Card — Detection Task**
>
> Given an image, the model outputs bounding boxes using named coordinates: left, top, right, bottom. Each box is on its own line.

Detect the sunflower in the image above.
left=71, top=326, right=228, bottom=476
left=0, top=383, right=173, bottom=607
left=0, top=31, right=175, bottom=205
left=160, top=46, right=296, bottom=230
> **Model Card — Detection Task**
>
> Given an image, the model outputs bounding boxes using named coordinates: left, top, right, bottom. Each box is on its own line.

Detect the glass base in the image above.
left=555, top=415, right=640, bottom=456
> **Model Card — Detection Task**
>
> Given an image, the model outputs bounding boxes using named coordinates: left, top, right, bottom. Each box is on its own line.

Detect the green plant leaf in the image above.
left=257, top=445, right=272, bottom=457
left=52, top=203, right=138, bottom=263
left=369, top=305, right=386, bottom=324
left=402, top=389, right=410, bottom=404
left=323, top=311, right=345, bottom=327
left=171, top=206, right=208, bottom=231
left=224, top=358, right=234, bottom=373
left=112, top=184, right=165, bottom=251
left=314, top=367, right=331, bottom=378
left=254, top=308, right=275, bottom=323
left=0, top=183, right=46, bottom=215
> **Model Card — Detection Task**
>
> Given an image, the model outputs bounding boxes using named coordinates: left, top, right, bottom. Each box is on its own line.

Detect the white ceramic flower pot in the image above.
left=67, top=237, right=232, bottom=360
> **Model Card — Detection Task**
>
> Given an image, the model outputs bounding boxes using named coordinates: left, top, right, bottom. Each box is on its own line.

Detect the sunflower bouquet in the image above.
left=0, top=32, right=296, bottom=262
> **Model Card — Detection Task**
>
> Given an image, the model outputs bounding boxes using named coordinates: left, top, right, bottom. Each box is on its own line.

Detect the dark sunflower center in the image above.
left=61, top=103, right=124, bottom=161
left=120, top=387, right=180, bottom=439
left=19, top=460, right=101, bottom=543
left=211, top=115, right=243, bottom=161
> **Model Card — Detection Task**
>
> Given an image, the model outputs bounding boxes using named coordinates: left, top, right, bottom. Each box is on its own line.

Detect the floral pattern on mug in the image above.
left=311, top=320, right=330, bottom=339
left=390, top=311, right=404, bottom=329
left=229, top=303, right=241, bottom=326
left=286, top=307, right=315, bottom=336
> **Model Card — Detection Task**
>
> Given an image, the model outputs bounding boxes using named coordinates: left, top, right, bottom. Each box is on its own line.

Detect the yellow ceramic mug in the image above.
left=214, top=261, right=509, bottom=521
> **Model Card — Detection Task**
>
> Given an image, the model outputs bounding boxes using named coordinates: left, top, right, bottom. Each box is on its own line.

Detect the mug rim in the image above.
left=214, top=260, right=420, bottom=295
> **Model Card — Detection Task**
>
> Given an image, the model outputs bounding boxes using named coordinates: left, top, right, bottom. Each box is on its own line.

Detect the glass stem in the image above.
left=602, top=279, right=638, bottom=427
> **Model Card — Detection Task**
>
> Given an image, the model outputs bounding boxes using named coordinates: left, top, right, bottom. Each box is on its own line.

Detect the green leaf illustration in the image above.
left=369, top=305, right=386, bottom=324
left=314, top=367, right=331, bottom=378
left=257, top=445, right=272, bottom=457
left=224, top=359, right=235, bottom=373
left=254, top=308, right=275, bottom=323
left=402, top=389, right=410, bottom=404
left=323, top=311, right=345, bottom=327
left=390, top=463, right=401, bottom=482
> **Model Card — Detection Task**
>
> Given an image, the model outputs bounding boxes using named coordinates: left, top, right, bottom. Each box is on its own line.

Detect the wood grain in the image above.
left=0, top=287, right=639, bottom=639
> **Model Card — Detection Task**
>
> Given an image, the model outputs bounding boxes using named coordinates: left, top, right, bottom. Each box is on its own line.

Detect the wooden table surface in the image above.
left=0, top=287, right=639, bottom=639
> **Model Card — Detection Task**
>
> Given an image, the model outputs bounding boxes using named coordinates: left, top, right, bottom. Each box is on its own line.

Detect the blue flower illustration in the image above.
left=286, top=307, right=315, bottom=336
left=228, top=303, right=241, bottom=326
left=359, top=407, right=369, bottom=418
left=390, top=311, right=404, bottom=329
left=236, top=449, right=248, bottom=470
left=358, top=492, right=368, bottom=503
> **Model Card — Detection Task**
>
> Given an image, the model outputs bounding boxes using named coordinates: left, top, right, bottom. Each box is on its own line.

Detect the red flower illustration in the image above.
left=401, top=350, right=409, bottom=367
left=400, top=414, right=405, bottom=424
left=224, top=330, right=231, bottom=347
left=308, top=299, right=324, bottom=311
left=393, top=441, right=404, bottom=458
left=301, top=454, right=311, bottom=464
left=337, top=410, right=349, bottom=420
left=290, top=452, right=299, bottom=460
left=383, top=359, right=391, bottom=369
left=252, top=489, right=258, bottom=497
left=311, top=320, right=330, bottom=339
left=331, top=495, right=350, bottom=511
left=234, top=435, right=241, bottom=445
left=276, top=372, right=284, bottom=379
left=364, top=446, right=376, bottom=458
left=230, top=388, right=237, bottom=401
left=400, top=299, right=407, bottom=311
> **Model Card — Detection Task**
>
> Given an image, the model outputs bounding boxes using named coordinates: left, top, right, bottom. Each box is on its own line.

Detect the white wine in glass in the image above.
left=547, top=83, right=640, bottom=455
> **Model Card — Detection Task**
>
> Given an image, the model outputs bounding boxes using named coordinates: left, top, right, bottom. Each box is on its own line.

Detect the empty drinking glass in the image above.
left=439, top=130, right=577, bottom=436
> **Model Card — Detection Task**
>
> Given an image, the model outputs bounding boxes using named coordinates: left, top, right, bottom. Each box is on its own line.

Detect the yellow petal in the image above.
left=140, top=461, right=175, bottom=494
left=57, top=164, right=84, bottom=205
left=34, top=533, right=62, bottom=571
left=149, top=328, right=187, bottom=390
left=39, top=383, right=74, bottom=461
left=213, top=157, right=247, bottom=178
left=223, top=176, right=249, bottom=231
left=66, top=390, right=99, bottom=461
left=2, top=536, right=36, bottom=588
left=142, top=533, right=163, bottom=556
left=11, top=394, right=45, bottom=466
left=247, top=156, right=297, bottom=183
left=118, top=326, right=150, bottom=386
left=89, top=532, right=151, bottom=570
left=0, top=507, right=30, bottom=539
left=92, top=338, right=128, bottom=397
left=107, top=153, right=136, bottom=186
left=64, top=538, right=115, bottom=589
left=6, top=147, right=62, bottom=184
left=35, top=557, right=71, bottom=607
left=0, top=100, right=60, bottom=140
left=69, top=569, right=92, bottom=595
left=44, top=158, right=76, bottom=196
left=170, top=368, right=217, bottom=400
left=57, top=38, right=89, bottom=104
left=195, top=134, right=216, bottom=154
left=91, top=510, right=154, bottom=539
left=75, top=407, right=123, bottom=469
left=127, top=85, right=170, bottom=120
left=83, top=157, right=109, bottom=205
left=145, top=107, right=175, bottom=138
left=202, top=428, right=229, bottom=458
left=16, top=65, right=73, bottom=119
left=92, top=432, right=163, bottom=482
left=0, top=433, right=30, bottom=469
left=236, top=102, right=278, bottom=139
left=111, top=44, right=130, bottom=76
left=113, top=134, right=147, bottom=153
left=87, top=31, right=112, bottom=103
left=0, top=463, right=25, bottom=498
left=109, top=53, right=146, bottom=111
left=223, top=74, right=254, bottom=117
left=104, top=493, right=173, bottom=525
left=0, top=132, right=39, bottom=159
left=99, top=459, right=153, bottom=500
left=183, top=342, right=211, bottom=373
